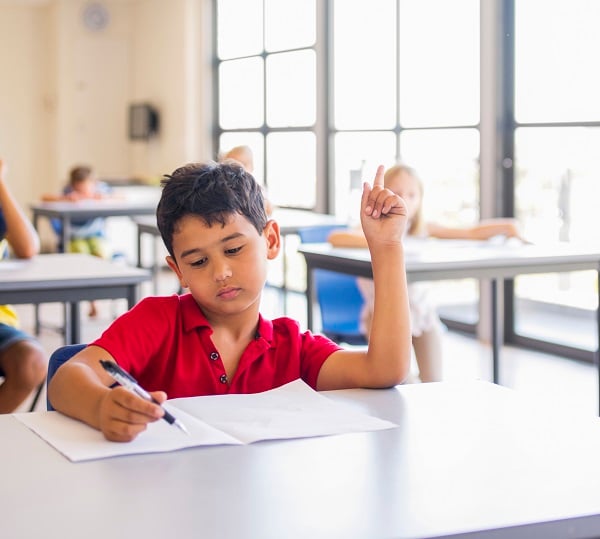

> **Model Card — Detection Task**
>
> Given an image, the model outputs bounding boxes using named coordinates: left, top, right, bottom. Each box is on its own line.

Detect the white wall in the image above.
left=0, top=2, right=55, bottom=206
left=0, top=0, right=213, bottom=210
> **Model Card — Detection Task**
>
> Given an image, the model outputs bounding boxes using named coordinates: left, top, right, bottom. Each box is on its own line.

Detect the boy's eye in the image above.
left=225, top=246, right=243, bottom=255
left=190, top=256, right=208, bottom=267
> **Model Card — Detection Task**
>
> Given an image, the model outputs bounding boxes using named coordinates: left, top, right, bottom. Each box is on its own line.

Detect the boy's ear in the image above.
left=166, top=255, right=188, bottom=289
left=263, top=219, right=281, bottom=260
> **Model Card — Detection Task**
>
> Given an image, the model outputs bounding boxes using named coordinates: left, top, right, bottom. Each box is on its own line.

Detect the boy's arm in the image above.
left=48, top=345, right=166, bottom=442
left=0, top=159, right=40, bottom=258
left=317, top=165, right=411, bottom=390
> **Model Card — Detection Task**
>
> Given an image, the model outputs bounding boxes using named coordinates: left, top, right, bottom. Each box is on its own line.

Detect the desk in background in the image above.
left=4, top=381, right=600, bottom=538
left=0, top=253, right=150, bottom=343
left=134, top=208, right=345, bottom=304
left=299, top=240, right=600, bottom=402
left=31, top=199, right=158, bottom=256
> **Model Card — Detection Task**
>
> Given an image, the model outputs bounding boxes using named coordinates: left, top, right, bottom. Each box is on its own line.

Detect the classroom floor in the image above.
left=13, top=265, right=600, bottom=420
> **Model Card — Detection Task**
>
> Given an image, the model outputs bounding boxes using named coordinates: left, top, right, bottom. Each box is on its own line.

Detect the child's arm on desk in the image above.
left=317, top=165, right=411, bottom=390
left=48, top=345, right=166, bottom=442
left=327, top=228, right=368, bottom=248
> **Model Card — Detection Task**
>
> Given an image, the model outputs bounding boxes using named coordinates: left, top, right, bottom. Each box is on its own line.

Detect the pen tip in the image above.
left=177, top=421, right=190, bottom=436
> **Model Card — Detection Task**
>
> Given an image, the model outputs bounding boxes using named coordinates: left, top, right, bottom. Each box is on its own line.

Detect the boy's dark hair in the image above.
left=69, top=166, right=92, bottom=185
left=156, top=161, right=268, bottom=258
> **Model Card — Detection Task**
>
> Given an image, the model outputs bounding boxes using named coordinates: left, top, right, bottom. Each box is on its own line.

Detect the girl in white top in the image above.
left=329, top=163, right=524, bottom=382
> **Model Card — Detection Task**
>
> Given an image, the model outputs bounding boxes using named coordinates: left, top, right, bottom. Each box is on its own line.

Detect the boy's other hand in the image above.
left=97, top=386, right=167, bottom=442
left=360, top=165, right=408, bottom=247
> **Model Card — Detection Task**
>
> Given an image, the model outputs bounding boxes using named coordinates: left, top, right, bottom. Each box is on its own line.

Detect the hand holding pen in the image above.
left=99, top=359, right=189, bottom=439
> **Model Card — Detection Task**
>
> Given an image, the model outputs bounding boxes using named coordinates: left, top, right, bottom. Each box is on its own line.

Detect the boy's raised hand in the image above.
left=360, top=165, right=408, bottom=247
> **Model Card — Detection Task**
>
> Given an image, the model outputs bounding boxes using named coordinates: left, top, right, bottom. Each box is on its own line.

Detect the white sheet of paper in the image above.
left=171, top=378, right=396, bottom=444
left=15, top=380, right=397, bottom=462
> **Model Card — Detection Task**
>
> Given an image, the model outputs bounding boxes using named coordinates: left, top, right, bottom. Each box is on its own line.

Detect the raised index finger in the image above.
left=372, top=164, right=385, bottom=188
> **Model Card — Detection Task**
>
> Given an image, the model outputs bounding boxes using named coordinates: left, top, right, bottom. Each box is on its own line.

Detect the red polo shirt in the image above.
left=92, top=294, right=341, bottom=397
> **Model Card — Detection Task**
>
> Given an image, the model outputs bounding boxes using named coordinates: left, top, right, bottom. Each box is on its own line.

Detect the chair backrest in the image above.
left=297, top=225, right=367, bottom=345
left=46, top=343, right=87, bottom=411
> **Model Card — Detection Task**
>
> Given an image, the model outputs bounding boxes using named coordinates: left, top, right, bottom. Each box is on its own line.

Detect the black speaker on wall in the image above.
left=128, top=103, right=159, bottom=140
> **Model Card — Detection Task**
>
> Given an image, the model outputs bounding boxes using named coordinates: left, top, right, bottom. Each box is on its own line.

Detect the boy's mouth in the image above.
left=217, top=286, right=240, bottom=300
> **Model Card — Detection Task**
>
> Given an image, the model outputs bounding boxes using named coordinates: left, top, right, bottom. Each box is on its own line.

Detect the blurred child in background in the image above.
left=0, top=158, right=46, bottom=412
left=220, top=145, right=274, bottom=216
left=329, top=163, right=524, bottom=383
left=42, top=165, right=118, bottom=317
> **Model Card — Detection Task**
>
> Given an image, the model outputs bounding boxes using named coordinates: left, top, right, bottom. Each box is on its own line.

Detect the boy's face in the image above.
left=166, top=212, right=280, bottom=319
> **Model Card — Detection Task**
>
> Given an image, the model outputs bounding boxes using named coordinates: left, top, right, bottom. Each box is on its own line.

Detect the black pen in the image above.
left=99, top=359, right=189, bottom=435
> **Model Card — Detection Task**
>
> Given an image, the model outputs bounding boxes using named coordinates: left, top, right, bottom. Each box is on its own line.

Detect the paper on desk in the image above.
left=15, top=380, right=396, bottom=462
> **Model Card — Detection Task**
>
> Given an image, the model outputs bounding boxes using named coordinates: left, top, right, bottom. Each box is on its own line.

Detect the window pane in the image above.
left=265, top=0, right=316, bottom=51
left=217, top=0, right=263, bottom=59
left=333, top=0, right=397, bottom=129
left=515, top=0, right=600, bottom=123
left=333, top=132, right=396, bottom=222
left=399, top=0, right=480, bottom=128
left=266, top=50, right=316, bottom=127
left=514, top=127, right=600, bottom=244
left=400, top=128, right=480, bottom=225
left=513, top=127, right=600, bottom=351
left=266, top=132, right=316, bottom=208
left=400, top=128, right=481, bottom=326
left=218, top=132, right=265, bottom=186
left=219, top=58, right=264, bottom=129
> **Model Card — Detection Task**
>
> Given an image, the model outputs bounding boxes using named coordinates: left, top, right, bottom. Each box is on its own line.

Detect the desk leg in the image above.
left=62, top=217, right=70, bottom=253
left=127, top=285, right=139, bottom=309
left=491, top=279, right=500, bottom=384
left=66, top=302, right=81, bottom=344
left=136, top=228, right=143, bottom=268
left=152, top=236, right=159, bottom=295
left=597, top=269, right=600, bottom=415
left=306, top=266, right=314, bottom=331
left=281, top=235, right=288, bottom=314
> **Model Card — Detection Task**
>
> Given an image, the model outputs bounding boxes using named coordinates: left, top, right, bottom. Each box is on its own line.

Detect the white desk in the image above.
left=31, top=199, right=158, bottom=253
left=4, top=381, right=600, bottom=538
left=133, top=208, right=345, bottom=302
left=0, top=253, right=151, bottom=343
left=298, top=240, right=600, bottom=398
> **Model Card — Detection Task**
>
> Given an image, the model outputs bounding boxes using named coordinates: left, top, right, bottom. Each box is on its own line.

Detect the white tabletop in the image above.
left=30, top=199, right=158, bottom=217
left=299, top=238, right=600, bottom=281
left=133, top=208, right=344, bottom=237
left=0, top=253, right=150, bottom=291
left=4, top=381, right=600, bottom=538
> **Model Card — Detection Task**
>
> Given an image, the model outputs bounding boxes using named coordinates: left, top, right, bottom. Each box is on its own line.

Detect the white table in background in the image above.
left=299, top=240, right=600, bottom=404
left=0, top=253, right=151, bottom=343
left=31, top=199, right=158, bottom=253
left=134, top=208, right=345, bottom=305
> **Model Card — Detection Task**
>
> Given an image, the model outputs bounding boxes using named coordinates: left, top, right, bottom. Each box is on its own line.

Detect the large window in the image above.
left=216, top=0, right=318, bottom=209
left=508, top=0, right=600, bottom=357
left=214, top=0, right=599, bottom=360
left=332, top=0, right=481, bottom=325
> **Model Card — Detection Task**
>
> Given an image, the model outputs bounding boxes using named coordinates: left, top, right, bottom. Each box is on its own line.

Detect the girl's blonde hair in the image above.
left=384, top=163, right=426, bottom=237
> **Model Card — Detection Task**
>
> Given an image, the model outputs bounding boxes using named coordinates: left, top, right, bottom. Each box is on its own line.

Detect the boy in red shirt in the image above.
left=48, top=161, right=411, bottom=442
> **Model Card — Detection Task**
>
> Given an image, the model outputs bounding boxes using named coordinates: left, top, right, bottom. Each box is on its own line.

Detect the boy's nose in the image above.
left=213, top=260, right=233, bottom=282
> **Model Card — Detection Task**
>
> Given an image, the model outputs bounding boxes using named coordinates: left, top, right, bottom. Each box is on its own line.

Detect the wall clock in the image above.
left=82, top=2, right=110, bottom=31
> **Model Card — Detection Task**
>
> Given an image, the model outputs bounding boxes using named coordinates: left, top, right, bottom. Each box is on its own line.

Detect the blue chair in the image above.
left=297, top=225, right=367, bottom=345
left=46, top=343, right=87, bottom=411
